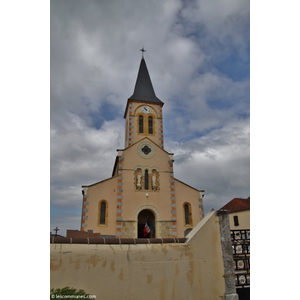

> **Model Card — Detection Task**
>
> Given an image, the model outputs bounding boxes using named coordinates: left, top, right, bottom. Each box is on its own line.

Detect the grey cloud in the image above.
left=169, top=118, right=249, bottom=212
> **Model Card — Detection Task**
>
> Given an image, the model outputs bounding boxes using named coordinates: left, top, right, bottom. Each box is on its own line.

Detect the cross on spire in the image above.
left=140, top=47, right=146, bottom=57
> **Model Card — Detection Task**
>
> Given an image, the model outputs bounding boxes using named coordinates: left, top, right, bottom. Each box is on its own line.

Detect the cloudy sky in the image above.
left=50, top=0, right=250, bottom=236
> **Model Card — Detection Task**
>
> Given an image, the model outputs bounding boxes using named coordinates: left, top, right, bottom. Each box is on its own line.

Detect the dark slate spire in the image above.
left=128, top=57, right=163, bottom=104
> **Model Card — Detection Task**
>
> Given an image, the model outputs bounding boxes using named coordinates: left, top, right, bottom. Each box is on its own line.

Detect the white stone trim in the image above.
left=137, top=141, right=156, bottom=159
left=133, top=205, right=161, bottom=221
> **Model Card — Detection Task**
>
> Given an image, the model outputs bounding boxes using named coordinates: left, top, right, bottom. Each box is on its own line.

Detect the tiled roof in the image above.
left=220, top=197, right=250, bottom=213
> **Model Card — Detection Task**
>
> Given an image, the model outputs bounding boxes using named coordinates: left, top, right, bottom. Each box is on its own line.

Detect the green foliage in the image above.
left=50, top=286, right=89, bottom=298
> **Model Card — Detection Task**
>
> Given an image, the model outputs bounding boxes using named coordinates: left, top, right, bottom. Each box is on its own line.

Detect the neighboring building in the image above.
left=220, top=197, right=250, bottom=300
left=220, top=197, right=250, bottom=229
left=80, top=56, right=205, bottom=238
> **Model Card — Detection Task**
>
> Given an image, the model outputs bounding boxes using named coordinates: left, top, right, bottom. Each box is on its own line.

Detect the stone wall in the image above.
left=121, top=221, right=137, bottom=238
left=157, top=220, right=173, bottom=238
left=51, top=210, right=238, bottom=300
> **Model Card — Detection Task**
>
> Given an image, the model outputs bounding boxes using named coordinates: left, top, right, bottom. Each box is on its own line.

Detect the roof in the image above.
left=112, top=137, right=174, bottom=176
left=220, top=197, right=250, bottom=213
left=174, top=177, right=204, bottom=193
left=82, top=175, right=117, bottom=188
left=128, top=57, right=163, bottom=104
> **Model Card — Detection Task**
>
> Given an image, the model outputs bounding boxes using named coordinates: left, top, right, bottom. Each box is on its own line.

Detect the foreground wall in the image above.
left=50, top=210, right=238, bottom=300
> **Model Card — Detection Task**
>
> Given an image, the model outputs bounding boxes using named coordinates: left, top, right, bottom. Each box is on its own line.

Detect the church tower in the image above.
left=124, top=57, right=164, bottom=149
left=81, top=53, right=204, bottom=238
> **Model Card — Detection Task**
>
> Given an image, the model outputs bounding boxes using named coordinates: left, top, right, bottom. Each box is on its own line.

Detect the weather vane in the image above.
left=140, top=47, right=146, bottom=57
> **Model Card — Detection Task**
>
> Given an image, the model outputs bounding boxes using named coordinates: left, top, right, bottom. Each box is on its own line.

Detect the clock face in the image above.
left=142, top=106, right=150, bottom=114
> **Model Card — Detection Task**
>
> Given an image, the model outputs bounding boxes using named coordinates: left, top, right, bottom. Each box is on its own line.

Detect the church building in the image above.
left=81, top=54, right=204, bottom=238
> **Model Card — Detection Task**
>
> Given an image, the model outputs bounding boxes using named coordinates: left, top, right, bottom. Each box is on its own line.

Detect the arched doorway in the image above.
left=137, top=209, right=155, bottom=238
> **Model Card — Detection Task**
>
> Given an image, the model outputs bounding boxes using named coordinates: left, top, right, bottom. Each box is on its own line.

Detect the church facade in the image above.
left=81, top=56, right=204, bottom=238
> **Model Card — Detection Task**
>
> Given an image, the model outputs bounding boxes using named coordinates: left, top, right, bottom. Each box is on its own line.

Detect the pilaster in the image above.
left=81, top=187, right=89, bottom=231
left=169, top=159, right=177, bottom=237
left=116, top=155, right=124, bottom=238
left=158, top=105, right=164, bottom=149
left=127, top=102, right=134, bottom=147
left=198, top=190, right=205, bottom=219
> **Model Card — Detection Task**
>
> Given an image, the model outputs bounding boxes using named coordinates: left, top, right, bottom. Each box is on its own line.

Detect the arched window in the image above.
left=145, top=170, right=149, bottom=190
left=148, top=116, right=153, bottom=134
left=98, top=200, right=108, bottom=226
left=139, top=115, right=144, bottom=133
left=183, top=203, right=193, bottom=226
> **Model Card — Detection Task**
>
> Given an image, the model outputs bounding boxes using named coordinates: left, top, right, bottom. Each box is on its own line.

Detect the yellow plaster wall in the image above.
left=51, top=211, right=227, bottom=300
left=122, top=138, right=169, bottom=169
left=84, top=177, right=118, bottom=235
left=229, top=210, right=250, bottom=230
left=174, top=179, right=203, bottom=237
left=121, top=141, right=173, bottom=221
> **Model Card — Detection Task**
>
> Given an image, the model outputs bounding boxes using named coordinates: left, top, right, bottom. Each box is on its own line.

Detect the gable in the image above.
left=119, top=137, right=173, bottom=170
left=174, top=178, right=203, bottom=192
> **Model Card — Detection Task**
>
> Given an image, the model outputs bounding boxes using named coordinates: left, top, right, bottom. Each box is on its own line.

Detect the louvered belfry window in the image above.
left=148, top=116, right=153, bottom=134
left=139, top=115, right=144, bottom=133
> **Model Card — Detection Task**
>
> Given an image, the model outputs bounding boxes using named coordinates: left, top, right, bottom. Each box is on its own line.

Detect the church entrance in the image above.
left=137, top=209, right=155, bottom=238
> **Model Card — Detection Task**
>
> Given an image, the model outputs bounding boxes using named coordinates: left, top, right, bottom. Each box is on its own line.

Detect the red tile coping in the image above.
left=51, top=237, right=187, bottom=245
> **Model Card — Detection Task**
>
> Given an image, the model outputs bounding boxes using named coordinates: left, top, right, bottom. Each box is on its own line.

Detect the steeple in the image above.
left=124, top=55, right=165, bottom=149
left=128, top=57, right=163, bottom=104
